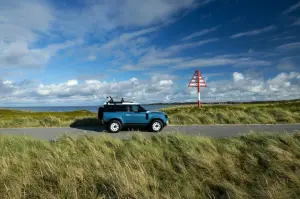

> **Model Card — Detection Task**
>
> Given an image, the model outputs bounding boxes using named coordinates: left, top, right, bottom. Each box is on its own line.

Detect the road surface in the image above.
left=0, top=124, right=299, bottom=140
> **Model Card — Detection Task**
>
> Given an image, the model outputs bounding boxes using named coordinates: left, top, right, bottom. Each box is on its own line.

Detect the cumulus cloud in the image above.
left=233, top=72, right=245, bottom=81
left=0, top=72, right=299, bottom=105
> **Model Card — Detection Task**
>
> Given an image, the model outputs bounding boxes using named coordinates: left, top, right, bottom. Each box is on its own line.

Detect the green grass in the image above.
left=162, top=101, right=300, bottom=125
left=0, top=101, right=299, bottom=128
left=0, top=133, right=300, bottom=198
left=0, top=109, right=100, bottom=128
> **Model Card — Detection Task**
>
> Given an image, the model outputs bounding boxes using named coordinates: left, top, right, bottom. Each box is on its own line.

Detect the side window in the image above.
left=131, top=105, right=139, bottom=112
left=104, top=105, right=115, bottom=112
left=115, top=105, right=127, bottom=112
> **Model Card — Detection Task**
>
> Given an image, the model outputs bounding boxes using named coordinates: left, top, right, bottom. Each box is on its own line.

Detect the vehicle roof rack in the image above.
left=105, top=96, right=134, bottom=105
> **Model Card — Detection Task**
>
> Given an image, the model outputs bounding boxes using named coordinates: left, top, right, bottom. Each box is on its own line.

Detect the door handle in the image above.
left=126, top=114, right=130, bottom=116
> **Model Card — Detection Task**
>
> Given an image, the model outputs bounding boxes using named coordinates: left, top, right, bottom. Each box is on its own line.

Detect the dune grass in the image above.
left=0, top=109, right=100, bottom=128
left=0, top=133, right=300, bottom=198
left=162, top=101, right=300, bottom=125
left=0, top=101, right=299, bottom=128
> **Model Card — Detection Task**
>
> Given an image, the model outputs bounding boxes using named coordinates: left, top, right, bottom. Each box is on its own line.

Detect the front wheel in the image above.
left=150, top=120, right=163, bottom=132
left=108, top=120, right=122, bottom=133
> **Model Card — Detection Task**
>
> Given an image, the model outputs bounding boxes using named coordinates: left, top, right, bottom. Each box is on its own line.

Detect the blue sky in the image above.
left=0, top=0, right=300, bottom=106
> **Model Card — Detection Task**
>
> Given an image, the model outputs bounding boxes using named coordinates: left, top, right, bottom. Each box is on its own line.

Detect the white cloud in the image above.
left=230, top=25, right=277, bottom=39
left=174, top=57, right=271, bottom=69
left=87, top=55, right=97, bottom=61
left=0, top=0, right=214, bottom=71
left=0, top=0, right=54, bottom=42
left=120, top=38, right=219, bottom=71
left=0, top=72, right=299, bottom=105
left=0, top=0, right=85, bottom=69
left=233, top=72, right=245, bottom=82
left=55, top=0, right=203, bottom=37
left=0, top=40, right=83, bottom=68
left=182, top=25, right=220, bottom=41
left=291, top=18, right=300, bottom=26
left=102, top=27, right=158, bottom=49
left=276, top=42, right=300, bottom=51
left=282, top=1, right=300, bottom=14
left=277, top=57, right=297, bottom=71
left=167, top=38, right=219, bottom=52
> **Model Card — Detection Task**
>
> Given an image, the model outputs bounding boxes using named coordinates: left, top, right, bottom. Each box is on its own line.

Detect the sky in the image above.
left=0, top=0, right=300, bottom=106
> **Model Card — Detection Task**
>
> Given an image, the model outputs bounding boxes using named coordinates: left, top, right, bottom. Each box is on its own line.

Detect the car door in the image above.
left=114, top=105, right=131, bottom=123
left=127, top=105, right=148, bottom=124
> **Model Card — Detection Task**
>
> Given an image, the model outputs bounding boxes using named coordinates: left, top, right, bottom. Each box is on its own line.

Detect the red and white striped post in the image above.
left=188, top=69, right=207, bottom=108
left=197, top=70, right=201, bottom=107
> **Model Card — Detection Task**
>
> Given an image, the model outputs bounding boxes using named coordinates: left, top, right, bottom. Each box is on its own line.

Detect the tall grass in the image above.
left=0, top=133, right=300, bottom=198
left=162, top=101, right=300, bottom=125
left=0, top=109, right=99, bottom=128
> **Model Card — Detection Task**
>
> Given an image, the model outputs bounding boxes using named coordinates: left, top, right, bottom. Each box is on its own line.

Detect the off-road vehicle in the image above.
left=98, top=97, right=169, bottom=133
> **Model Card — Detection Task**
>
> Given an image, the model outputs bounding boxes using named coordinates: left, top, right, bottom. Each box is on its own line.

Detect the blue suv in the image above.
left=98, top=97, right=169, bottom=133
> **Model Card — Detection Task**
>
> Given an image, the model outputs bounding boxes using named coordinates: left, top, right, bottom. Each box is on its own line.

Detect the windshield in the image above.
left=139, top=105, right=148, bottom=112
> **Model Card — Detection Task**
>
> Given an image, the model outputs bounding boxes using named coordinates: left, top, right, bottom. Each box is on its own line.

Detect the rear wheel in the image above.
left=150, top=120, right=163, bottom=132
left=108, top=120, right=122, bottom=133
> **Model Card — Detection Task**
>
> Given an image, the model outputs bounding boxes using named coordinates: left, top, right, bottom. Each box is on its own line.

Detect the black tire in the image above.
left=98, top=107, right=104, bottom=120
left=149, top=120, right=163, bottom=132
left=108, top=120, right=122, bottom=133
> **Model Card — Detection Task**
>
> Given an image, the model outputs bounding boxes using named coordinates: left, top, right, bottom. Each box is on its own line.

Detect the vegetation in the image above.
left=0, top=100, right=299, bottom=128
left=162, top=101, right=300, bottom=125
left=0, top=133, right=300, bottom=198
left=0, top=109, right=99, bottom=128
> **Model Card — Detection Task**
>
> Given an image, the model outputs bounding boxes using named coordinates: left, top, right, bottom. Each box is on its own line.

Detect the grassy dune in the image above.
left=0, top=109, right=99, bottom=128
left=0, top=133, right=300, bottom=198
left=0, top=101, right=299, bottom=128
left=162, top=101, right=300, bottom=125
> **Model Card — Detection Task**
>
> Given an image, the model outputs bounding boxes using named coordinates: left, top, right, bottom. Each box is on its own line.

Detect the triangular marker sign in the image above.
left=188, top=71, right=207, bottom=87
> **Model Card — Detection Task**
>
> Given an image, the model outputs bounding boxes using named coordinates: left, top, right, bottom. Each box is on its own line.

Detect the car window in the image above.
left=104, top=105, right=115, bottom=112
left=131, top=105, right=139, bottom=112
left=138, top=105, right=147, bottom=112
left=115, top=105, right=127, bottom=112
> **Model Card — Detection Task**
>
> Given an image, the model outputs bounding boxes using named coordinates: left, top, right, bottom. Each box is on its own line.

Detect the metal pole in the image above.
left=197, top=69, right=200, bottom=108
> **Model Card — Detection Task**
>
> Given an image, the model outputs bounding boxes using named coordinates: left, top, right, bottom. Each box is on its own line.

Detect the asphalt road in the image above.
left=0, top=124, right=299, bottom=140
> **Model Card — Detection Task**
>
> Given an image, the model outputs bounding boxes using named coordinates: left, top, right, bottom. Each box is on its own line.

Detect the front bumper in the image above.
left=164, top=120, right=169, bottom=126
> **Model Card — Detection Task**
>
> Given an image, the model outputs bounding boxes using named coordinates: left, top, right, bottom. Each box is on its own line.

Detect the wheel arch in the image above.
left=149, top=118, right=164, bottom=125
left=108, top=118, right=123, bottom=125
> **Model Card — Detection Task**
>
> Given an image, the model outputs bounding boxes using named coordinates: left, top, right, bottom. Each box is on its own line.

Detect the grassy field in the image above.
left=0, top=100, right=299, bottom=128
left=0, top=109, right=100, bottom=128
left=162, top=101, right=300, bottom=125
left=0, top=133, right=300, bottom=198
